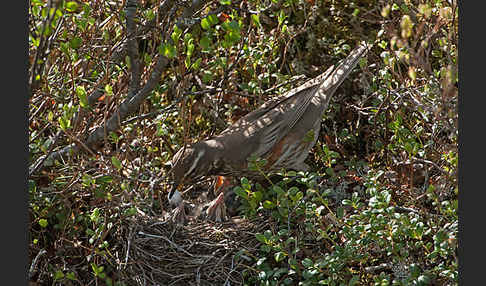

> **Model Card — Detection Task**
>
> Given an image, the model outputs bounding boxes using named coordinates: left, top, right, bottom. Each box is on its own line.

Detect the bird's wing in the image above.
left=220, top=41, right=372, bottom=158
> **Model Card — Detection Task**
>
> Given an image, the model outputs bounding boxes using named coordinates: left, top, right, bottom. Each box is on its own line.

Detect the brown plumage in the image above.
left=168, top=41, right=372, bottom=222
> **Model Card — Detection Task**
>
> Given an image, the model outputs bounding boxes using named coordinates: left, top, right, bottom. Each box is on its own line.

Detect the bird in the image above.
left=167, top=41, right=372, bottom=223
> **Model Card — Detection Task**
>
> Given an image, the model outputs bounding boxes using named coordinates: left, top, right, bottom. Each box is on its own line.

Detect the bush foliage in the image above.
left=29, top=0, right=457, bottom=284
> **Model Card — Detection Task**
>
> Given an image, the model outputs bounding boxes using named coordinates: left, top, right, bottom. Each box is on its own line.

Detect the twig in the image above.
left=207, top=251, right=230, bottom=276
left=29, top=122, right=52, bottom=144
left=394, top=206, right=420, bottom=214
left=28, top=130, right=62, bottom=177
left=29, top=249, right=47, bottom=279
left=124, top=226, right=134, bottom=270
left=122, top=104, right=178, bottom=124
left=412, top=157, right=449, bottom=175
left=29, top=0, right=213, bottom=176
left=364, top=262, right=392, bottom=273
left=372, top=90, right=390, bottom=126
left=29, top=98, right=47, bottom=122
left=138, top=231, right=195, bottom=257
left=223, top=254, right=236, bottom=286
left=29, top=0, right=58, bottom=95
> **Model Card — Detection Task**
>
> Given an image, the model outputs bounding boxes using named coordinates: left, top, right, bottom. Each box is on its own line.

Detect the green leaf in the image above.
left=302, top=258, right=313, bottom=268
left=261, top=244, right=271, bottom=253
left=222, top=20, right=240, bottom=32
left=125, top=55, right=131, bottom=71
left=190, top=58, right=202, bottom=70
left=233, top=186, right=248, bottom=200
left=90, top=208, right=100, bottom=223
left=288, top=258, right=299, bottom=270
left=39, top=219, right=48, bottom=228
left=66, top=272, right=76, bottom=281
left=76, top=86, right=88, bottom=108
left=359, top=57, right=367, bottom=69
left=104, top=84, right=113, bottom=96
left=91, top=263, right=105, bottom=277
left=255, top=233, right=267, bottom=243
left=124, top=207, right=137, bottom=217
left=342, top=199, right=352, bottom=206
left=186, top=41, right=195, bottom=57
left=281, top=24, right=288, bottom=34
left=184, top=56, right=191, bottom=68
left=58, top=117, right=70, bottom=130
left=263, top=200, right=276, bottom=209
left=288, top=186, right=299, bottom=196
left=200, top=35, right=211, bottom=51
left=253, top=191, right=263, bottom=203
left=202, top=71, right=213, bottom=83
left=207, top=14, right=219, bottom=25
left=53, top=270, right=64, bottom=280
left=400, top=15, right=414, bottom=38
left=95, top=175, right=113, bottom=184
left=65, top=1, right=78, bottom=12
left=293, top=191, right=303, bottom=202
left=272, top=185, right=285, bottom=195
left=69, top=37, right=82, bottom=49
left=274, top=252, right=287, bottom=262
left=336, top=207, right=344, bottom=218
left=201, top=18, right=211, bottom=30
left=111, top=156, right=122, bottom=170
left=219, top=0, right=231, bottom=4
left=171, top=25, right=182, bottom=43
left=251, top=14, right=261, bottom=27
left=160, top=43, right=176, bottom=59
left=278, top=10, right=286, bottom=26
left=31, top=37, right=40, bottom=47
left=349, top=275, right=359, bottom=286
left=55, top=8, right=63, bottom=18
left=59, top=41, right=69, bottom=54
left=325, top=167, right=335, bottom=176
left=241, top=177, right=250, bottom=189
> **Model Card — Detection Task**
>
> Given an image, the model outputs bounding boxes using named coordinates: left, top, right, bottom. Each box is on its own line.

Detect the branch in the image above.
left=125, top=0, right=142, bottom=96
left=29, top=249, right=47, bottom=279
left=29, top=0, right=60, bottom=96
left=364, top=262, right=392, bottom=273
left=176, top=0, right=210, bottom=29
left=29, top=0, right=212, bottom=176
left=28, top=131, right=63, bottom=177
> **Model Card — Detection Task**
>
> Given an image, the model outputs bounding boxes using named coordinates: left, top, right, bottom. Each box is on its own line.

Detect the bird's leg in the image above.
left=206, top=176, right=230, bottom=222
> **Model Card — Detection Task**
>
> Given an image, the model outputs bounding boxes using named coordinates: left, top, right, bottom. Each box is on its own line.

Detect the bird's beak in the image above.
left=168, top=182, right=183, bottom=206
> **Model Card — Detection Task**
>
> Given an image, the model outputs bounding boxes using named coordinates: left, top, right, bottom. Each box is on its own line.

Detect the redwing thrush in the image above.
left=168, top=41, right=372, bottom=223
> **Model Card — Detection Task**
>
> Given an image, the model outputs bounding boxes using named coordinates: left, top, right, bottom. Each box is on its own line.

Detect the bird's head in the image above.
left=167, top=141, right=214, bottom=205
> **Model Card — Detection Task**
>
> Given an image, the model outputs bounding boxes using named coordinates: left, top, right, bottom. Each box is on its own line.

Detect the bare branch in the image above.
left=29, top=0, right=213, bottom=176
left=29, top=0, right=60, bottom=96
left=126, top=0, right=142, bottom=96
left=29, top=249, right=47, bottom=279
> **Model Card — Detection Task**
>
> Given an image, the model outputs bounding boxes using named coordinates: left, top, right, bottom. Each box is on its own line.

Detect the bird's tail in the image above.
left=317, top=41, right=372, bottom=99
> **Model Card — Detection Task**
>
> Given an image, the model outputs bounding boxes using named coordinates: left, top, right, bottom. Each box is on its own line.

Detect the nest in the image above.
left=121, top=213, right=268, bottom=285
